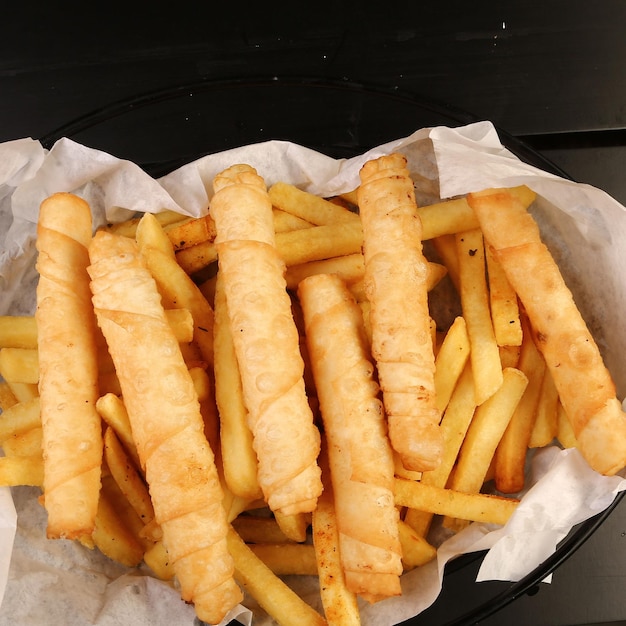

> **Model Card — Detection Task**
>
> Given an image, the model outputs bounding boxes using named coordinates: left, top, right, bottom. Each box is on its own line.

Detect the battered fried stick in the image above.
left=88, top=231, right=242, bottom=624
left=210, top=164, right=323, bottom=516
left=35, top=192, right=103, bottom=539
left=468, top=188, right=626, bottom=476
left=357, top=153, right=443, bottom=472
left=299, top=273, right=402, bottom=601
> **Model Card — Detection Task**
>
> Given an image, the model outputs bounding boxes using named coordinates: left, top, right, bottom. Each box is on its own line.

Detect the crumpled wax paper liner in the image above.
left=1, top=121, right=625, bottom=625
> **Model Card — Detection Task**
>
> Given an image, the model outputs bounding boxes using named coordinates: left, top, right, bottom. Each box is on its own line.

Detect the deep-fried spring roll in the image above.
left=88, top=230, right=242, bottom=625
left=35, top=192, right=103, bottom=539
left=210, top=164, right=322, bottom=516
left=299, top=273, right=402, bottom=601
left=357, top=153, right=443, bottom=472
left=468, top=188, right=626, bottom=476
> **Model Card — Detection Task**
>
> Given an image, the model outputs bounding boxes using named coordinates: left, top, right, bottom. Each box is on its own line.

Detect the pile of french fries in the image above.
left=0, top=149, right=624, bottom=626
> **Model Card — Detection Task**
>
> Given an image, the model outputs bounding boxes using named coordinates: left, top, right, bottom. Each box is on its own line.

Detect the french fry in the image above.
left=227, top=527, right=328, bottom=626
left=0, top=316, right=38, bottom=349
left=164, top=214, right=217, bottom=251
left=249, top=543, right=318, bottom=576
left=213, top=271, right=262, bottom=501
left=96, top=393, right=141, bottom=469
left=1, top=426, right=43, bottom=458
left=0, top=381, right=18, bottom=411
left=495, top=319, right=547, bottom=494
left=103, top=427, right=155, bottom=525
left=2, top=380, right=38, bottom=403
left=557, top=401, right=579, bottom=449
left=175, top=240, right=217, bottom=275
left=0, top=348, right=39, bottom=384
left=272, top=208, right=313, bottom=232
left=431, top=234, right=460, bottom=291
left=143, top=539, right=175, bottom=581
left=447, top=367, right=528, bottom=496
left=0, top=454, right=44, bottom=487
left=312, top=454, right=361, bottom=626
left=273, top=510, right=310, bottom=543
left=285, top=254, right=365, bottom=291
left=276, top=221, right=364, bottom=267
left=397, top=520, right=437, bottom=570
left=456, top=228, right=503, bottom=405
left=486, top=244, right=523, bottom=347
left=231, top=515, right=293, bottom=544
left=530, top=368, right=560, bottom=448
left=393, top=478, right=519, bottom=526
left=0, top=397, right=41, bottom=443
left=103, top=208, right=188, bottom=238
left=269, top=182, right=359, bottom=225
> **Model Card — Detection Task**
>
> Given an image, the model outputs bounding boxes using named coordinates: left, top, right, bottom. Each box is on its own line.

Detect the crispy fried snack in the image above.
left=88, top=230, right=242, bottom=625
left=357, top=153, right=443, bottom=472
left=299, top=273, right=402, bottom=601
left=468, top=188, right=626, bottom=476
left=35, top=192, right=103, bottom=539
left=210, top=164, right=322, bottom=516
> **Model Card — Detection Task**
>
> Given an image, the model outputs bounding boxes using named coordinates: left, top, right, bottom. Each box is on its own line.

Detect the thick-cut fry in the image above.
left=357, top=152, right=443, bottom=472
left=231, top=515, right=293, bottom=544
left=0, top=381, right=18, bottom=411
left=557, top=401, right=579, bottom=449
left=0, top=396, right=41, bottom=442
left=213, top=271, right=262, bottom=501
left=1, top=426, right=43, bottom=458
left=285, top=254, right=365, bottom=291
left=95, top=393, right=140, bottom=469
left=165, top=214, right=217, bottom=251
left=175, top=240, right=218, bottom=275
left=211, top=164, right=322, bottom=517
left=88, top=230, right=242, bottom=625
left=104, top=208, right=187, bottom=238
left=449, top=367, right=528, bottom=496
left=468, top=188, right=626, bottom=476
left=35, top=192, right=103, bottom=540
left=136, top=214, right=215, bottom=368
left=269, top=182, right=359, bottom=225
left=495, top=319, right=546, bottom=493
left=0, top=316, right=38, bottom=349
left=486, top=244, right=523, bottom=347
left=272, top=208, right=313, bottom=232
left=0, top=455, right=44, bottom=487
left=299, top=273, right=402, bottom=601
left=273, top=510, right=310, bottom=543
left=103, top=427, right=155, bottom=525
left=397, top=520, right=437, bottom=570
left=227, top=527, right=328, bottom=626
left=312, top=453, right=361, bottom=626
left=0, top=348, right=39, bottom=384
left=456, top=228, right=503, bottom=405
left=249, top=543, right=318, bottom=576
left=393, top=478, right=519, bottom=526
left=530, top=368, right=560, bottom=448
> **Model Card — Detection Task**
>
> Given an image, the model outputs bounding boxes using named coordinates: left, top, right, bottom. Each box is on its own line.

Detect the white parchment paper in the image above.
left=1, top=122, right=625, bottom=626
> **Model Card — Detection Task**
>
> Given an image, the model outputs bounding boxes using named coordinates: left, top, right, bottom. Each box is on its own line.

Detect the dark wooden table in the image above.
left=2, top=3, right=626, bottom=625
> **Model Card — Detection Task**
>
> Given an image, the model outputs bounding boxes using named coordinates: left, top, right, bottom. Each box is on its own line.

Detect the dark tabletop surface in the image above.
left=2, top=2, right=626, bottom=625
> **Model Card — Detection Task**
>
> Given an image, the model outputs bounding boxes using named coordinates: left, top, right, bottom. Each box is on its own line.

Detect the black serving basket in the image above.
left=39, top=77, right=624, bottom=626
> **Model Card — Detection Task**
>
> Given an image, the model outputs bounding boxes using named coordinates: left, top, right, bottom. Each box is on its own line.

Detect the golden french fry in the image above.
left=227, top=526, right=328, bottom=626
left=213, top=271, right=262, bottom=501
left=91, top=474, right=145, bottom=568
left=164, top=214, right=217, bottom=251
left=432, top=234, right=460, bottom=291
left=164, top=308, right=195, bottom=343
left=276, top=221, right=364, bottom=267
left=486, top=244, right=523, bottom=347
left=143, top=539, right=175, bottom=581
left=273, top=510, right=310, bottom=543
left=272, top=208, right=313, bottom=232
left=456, top=228, right=503, bottom=405
left=0, top=454, right=44, bottom=487
left=433, top=316, right=471, bottom=417
left=1, top=426, right=43, bottom=458
left=0, top=381, right=19, bottom=411
left=103, top=427, right=155, bottom=525
left=249, top=543, right=318, bottom=576
left=394, top=478, right=519, bottom=526
left=0, top=348, right=39, bottom=384
left=1, top=380, right=38, bottom=403
left=530, top=368, right=560, bottom=448
left=557, top=401, right=579, bottom=449
left=495, top=320, right=546, bottom=494
left=104, top=209, right=188, bottom=238
left=0, top=316, right=38, bottom=349
left=448, top=367, right=528, bottom=496
left=231, top=515, right=293, bottom=544
left=96, top=393, right=141, bottom=469
left=269, top=182, right=359, bottom=225
left=0, top=397, right=41, bottom=443
left=285, top=254, right=365, bottom=291
left=397, top=520, right=437, bottom=570
left=175, top=240, right=218, bottom=275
